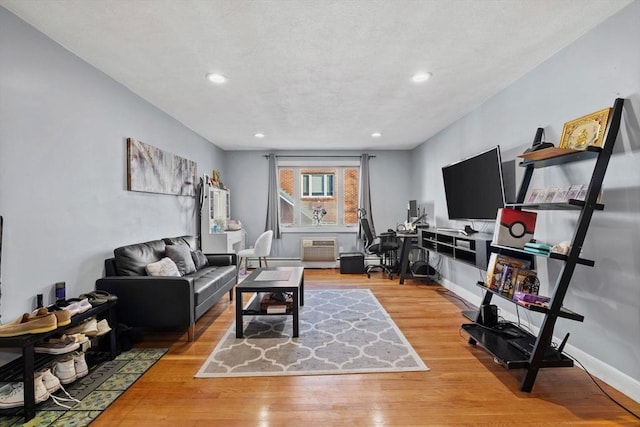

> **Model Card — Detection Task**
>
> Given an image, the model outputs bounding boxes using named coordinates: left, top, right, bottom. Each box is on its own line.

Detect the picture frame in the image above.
left=127, top=137, right=197, bottom=196
left=534, top=188, right=548, bottom=204
left=566, top=184, right=584, bottom=201
left=553, top=186, right=570, bottom=203
left=526, top=189, right=540, bottom=204
left=559, top=107, right=611, bottom=150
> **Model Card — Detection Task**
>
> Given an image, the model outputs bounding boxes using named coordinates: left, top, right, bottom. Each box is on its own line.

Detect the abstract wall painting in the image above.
left=127, top=137, right=197, bottom=196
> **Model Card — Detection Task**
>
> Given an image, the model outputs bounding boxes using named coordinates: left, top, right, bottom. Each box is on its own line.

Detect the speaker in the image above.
left=480, top=304, right=498, bottom=327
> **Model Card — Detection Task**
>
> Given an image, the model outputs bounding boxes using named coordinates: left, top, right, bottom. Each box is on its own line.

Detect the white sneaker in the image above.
left=0, top=375, right=49, bottom=409
left=66, top=318, right=98, bottom=336
left=53, top=357, right=77, bottom=384
left=95, top=319, right=112, bottom=336
left=61, top=298, right=92, bottom=316
left=38, top=368, right=61, bottom=393
left=73, top=351, right=88, bottom=378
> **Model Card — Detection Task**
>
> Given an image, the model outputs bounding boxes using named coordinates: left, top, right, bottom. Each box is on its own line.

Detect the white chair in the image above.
left=237, top=230, right=273, bottom=273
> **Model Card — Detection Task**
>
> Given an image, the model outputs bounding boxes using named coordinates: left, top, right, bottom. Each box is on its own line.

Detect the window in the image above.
left=279, top=161, right=359, bottom=230
left=302, top=173, right=334, bottom=197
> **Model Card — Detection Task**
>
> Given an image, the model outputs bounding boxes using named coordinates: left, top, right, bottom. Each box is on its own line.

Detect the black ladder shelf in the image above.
left=462, top=97, right=624, bottom=392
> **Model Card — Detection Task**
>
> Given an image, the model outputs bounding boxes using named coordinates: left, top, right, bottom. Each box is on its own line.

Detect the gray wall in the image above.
left=224, top=150, right=411, bottom=258
left=0, top=8, right=226, bottom=320
left=410, top=1, right=640, bottom=400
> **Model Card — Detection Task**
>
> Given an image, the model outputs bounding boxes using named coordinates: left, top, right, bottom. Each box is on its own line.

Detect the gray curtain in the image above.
left=358, top=153, right=375, bottom=239
left=265, top=153, right=281, bottom=238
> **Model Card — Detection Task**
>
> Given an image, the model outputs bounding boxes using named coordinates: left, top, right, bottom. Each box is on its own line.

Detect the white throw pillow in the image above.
left=145, top=257, right=181, bottom=277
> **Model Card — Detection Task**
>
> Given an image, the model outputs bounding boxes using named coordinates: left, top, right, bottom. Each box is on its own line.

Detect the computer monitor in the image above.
left=408, top=200, right=418, bottom=222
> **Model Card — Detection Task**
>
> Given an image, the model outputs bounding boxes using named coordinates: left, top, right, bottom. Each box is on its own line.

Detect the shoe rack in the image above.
left=0, top=300, right=117, bottom=422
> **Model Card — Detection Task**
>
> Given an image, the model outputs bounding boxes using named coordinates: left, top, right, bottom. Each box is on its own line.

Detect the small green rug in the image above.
left=0, top=348, right=166, bottom=426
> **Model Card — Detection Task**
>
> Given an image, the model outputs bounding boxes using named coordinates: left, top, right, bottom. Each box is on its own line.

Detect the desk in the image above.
left=396, top=232, right=419, bottom=284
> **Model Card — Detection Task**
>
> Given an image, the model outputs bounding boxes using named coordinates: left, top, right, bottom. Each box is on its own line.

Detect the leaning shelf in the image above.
left=489, top=243, right=595, bottom=267
left=461, top=323, right=574, bottom=369
left=518, top=146, right=601, bottom=168
left=506, top=200, right=604, bottom=211
left=466, top=98, right=625, bottom=393
left=475, top=281, right=585, bottom=322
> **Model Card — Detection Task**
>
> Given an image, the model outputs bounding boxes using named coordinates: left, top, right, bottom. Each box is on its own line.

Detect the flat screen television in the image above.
left=442, top=146, right=505, bottom=221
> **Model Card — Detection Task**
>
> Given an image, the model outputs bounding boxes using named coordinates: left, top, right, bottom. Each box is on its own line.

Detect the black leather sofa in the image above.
left=96, top=235, right=237, bottom=341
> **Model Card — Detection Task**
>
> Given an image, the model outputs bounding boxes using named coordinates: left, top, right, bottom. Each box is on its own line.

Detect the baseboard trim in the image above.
left=439, top=276, right=640, bottom=403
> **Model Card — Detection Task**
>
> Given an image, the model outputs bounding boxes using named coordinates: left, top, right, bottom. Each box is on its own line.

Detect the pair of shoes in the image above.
left=65, top=317, right=111, bottom=337
left=0, top=309, right=57, bottom=337
left=79, top=290, right=117, bottom=306
left=0, top=374, right=49, bottom=409
left=37, top=368, right=81, bottom=409
left=35, top=333, right=90, bottom=354
left=55, top=298, right=92, bottom=316
left=52, top=351, right=88, bottom=384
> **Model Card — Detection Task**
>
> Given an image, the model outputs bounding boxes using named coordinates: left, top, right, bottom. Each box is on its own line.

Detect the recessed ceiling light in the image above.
left=254, top=133, right=265, bottom=138
left=411, top=72, right=432, bottom=83
left=371, top=132, right=382, bottom=138
left=206, top=73, right=227, bottom=84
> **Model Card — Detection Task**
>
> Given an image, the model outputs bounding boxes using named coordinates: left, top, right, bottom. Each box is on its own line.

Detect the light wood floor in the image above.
left=93, top=269, right=640, bottom=426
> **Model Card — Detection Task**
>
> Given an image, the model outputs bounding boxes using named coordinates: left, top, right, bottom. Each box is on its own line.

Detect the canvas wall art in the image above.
left=127, top=137, right=197, bottom=196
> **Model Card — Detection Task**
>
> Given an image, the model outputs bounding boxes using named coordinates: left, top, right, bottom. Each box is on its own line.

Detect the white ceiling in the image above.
left=1, top=0, right=633, bottom=151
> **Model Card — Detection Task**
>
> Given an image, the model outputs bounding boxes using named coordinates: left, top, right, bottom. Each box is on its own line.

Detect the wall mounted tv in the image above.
left=442, top=146, right=506, bottom=221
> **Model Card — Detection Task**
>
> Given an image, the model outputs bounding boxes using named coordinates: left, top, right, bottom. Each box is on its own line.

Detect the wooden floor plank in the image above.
left=92, top=269, right=640, bottom=426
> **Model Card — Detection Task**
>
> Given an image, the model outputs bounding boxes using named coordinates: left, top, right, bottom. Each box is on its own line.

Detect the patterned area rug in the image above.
left=1, top=348, right=166, bottom=426
left=195, top=289, right=428, bottom=377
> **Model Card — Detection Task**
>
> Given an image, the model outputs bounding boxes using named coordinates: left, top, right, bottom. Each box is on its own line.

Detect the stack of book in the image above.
left=524, top=241, right=551, bottom=256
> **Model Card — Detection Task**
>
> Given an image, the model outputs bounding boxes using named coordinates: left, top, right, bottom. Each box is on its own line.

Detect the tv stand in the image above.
left=420, top=229, right=493, bottom=269
left=436, top=227, right=468, bottom=236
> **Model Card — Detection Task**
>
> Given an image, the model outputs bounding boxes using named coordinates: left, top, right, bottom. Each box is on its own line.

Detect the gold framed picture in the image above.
left=559, top=107, right=611, bottom=150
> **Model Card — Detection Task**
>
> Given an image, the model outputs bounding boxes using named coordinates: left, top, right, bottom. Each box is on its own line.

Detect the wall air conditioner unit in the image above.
left=300, top=238, right=337, bottom=262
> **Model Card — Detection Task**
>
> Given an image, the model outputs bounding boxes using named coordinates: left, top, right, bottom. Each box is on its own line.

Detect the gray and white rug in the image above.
left=195, top=289, right=428, bottom=378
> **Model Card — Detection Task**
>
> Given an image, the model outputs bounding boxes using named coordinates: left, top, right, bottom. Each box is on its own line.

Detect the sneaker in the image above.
left=0, top=311, right=57, bottom=337
left=94, top=319, right=112, bottom=337
left=52, top=356, right=76, bottom=384
left=35, top=334, right=87, bottom=354
left=58, top=298, right=92, bottom=316
left=72, top=352, right=88, bottom=378
left=0, top=375, right=49, bottom=409
left=38, top=368, right=81, bottom=409
left=38, top=368, right=61, bottom=394
left=65, top=318, right=98, bottom=336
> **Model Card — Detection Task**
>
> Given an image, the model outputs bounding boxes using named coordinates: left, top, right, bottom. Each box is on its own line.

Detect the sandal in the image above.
left=79, top=290, right=117, bottom=306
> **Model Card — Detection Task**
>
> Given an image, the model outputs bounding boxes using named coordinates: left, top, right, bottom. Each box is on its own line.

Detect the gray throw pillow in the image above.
left=145, top=257, right=181, bottom=277
left=191, top=250, right=209, bottom=270
left=165, top=244, right=196, bottom=276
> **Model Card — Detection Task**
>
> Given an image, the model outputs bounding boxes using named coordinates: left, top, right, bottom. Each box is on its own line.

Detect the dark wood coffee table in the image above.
left=235, top=266, right=304, bottom=338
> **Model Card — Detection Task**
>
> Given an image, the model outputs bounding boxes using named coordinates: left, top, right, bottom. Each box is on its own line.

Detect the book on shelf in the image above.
left=492, top=208, right=537, bottom=249
left=485, top=253, right=532, bottom=297
left=266, top=305, right=287, bottom=314
left=523, top=246, right=551, bottom=256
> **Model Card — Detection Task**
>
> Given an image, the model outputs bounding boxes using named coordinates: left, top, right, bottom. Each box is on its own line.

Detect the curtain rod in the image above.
left=264, top=155, right=375, bottom=158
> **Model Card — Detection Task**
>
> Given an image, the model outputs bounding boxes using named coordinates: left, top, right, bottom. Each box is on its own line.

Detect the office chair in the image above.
left=360, top=217, right=399, bottom=279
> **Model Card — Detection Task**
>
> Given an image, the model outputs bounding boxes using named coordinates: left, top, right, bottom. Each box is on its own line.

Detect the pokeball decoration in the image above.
left=492, top=208, right=538, bottom=249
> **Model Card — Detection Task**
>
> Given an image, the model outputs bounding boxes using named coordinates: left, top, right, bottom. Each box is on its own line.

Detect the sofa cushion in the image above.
left=145, top=257, right=181, bottom=277
left=114, top=239, right=166, bottom=276
left=163, top=236, right=197, bottom=251
left=191, top=250, right=209, bottom=270
left=165, top=244, right=196, bottom=276
left=189, top=265, right=237, bottom=307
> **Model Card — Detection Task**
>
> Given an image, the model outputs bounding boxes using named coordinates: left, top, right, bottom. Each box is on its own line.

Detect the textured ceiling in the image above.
left=0, top=0, right=633, bottom=151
